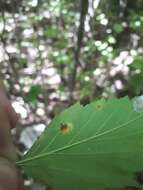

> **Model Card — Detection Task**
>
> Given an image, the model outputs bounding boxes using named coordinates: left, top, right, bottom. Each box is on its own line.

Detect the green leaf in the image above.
left=130, top=56, right=143, bottom=70
left=49, top=51, right=72, bottom=65
left=24, top=85, right=42, bottom=104
left=17, top=97, right=143, bottom=190
left=129, top=74, right=143, bottom=92
left=43, top=26, right=60, bottom=39
left=113, top=23, right=124, bottom=33
left=19, top=58, right=27, bottom=68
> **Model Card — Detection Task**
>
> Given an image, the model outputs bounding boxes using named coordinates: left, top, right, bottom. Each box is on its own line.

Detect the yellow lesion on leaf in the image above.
left=60, top=122, right=73, bottom=134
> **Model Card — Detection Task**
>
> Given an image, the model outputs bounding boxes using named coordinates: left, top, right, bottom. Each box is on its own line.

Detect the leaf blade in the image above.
left=17, top=97, right=143, bottom=190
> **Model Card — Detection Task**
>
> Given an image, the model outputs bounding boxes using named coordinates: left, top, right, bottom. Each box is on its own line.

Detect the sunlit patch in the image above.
left=60, top=123, right=73, bottom=135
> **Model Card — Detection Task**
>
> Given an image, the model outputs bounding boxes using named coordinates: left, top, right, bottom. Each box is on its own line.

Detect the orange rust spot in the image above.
left=60, top=123, right=73, bottom=134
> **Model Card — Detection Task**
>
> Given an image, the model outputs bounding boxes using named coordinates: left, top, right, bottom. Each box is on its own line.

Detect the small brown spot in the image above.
left=96, top=103, right=103, bottom=110
left=60, top=123, right=73, bottom=134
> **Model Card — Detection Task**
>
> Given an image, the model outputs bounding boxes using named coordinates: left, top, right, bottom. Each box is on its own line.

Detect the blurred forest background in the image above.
left=0, top=0, right=143, bottom=189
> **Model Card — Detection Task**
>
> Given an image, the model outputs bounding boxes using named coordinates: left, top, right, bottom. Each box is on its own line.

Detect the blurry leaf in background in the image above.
left=19, top=58, right=28, bottom=68
left=129, top=74, right=143, bottom=93
left=49, top=50, right=72, bottom=65
left=113, top=23, right=124, bottom=34
left=58, top=84, right=65, bottom=93
left=43, top=26, right=60, bottom=39
left=57, top=54, right=71, bottom=65
left=107, top=35, right=116, bottom=44
left=24, top=85, right=42, bottom=104
left=130, top=56, right=143, bottom=70
left=54, top=39, right=68, bottom=49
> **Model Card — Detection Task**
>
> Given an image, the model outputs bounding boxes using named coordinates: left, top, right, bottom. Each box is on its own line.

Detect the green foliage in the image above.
left=129, top=56, right=143, bottom=93
left=17, top=97, right=143, bottom=190
left=24, top=85, right=42, bottom=104
left=49, top=50, right=72, bottom=65
left=130, top=56, right=143, bottom=70
left=129, top=74, right=143, bottom=93
left=19, top=58, right=28, bottom=68
left=44, top=26, right=61, bottom=39
left=113, top=23, right=124, bottom=34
